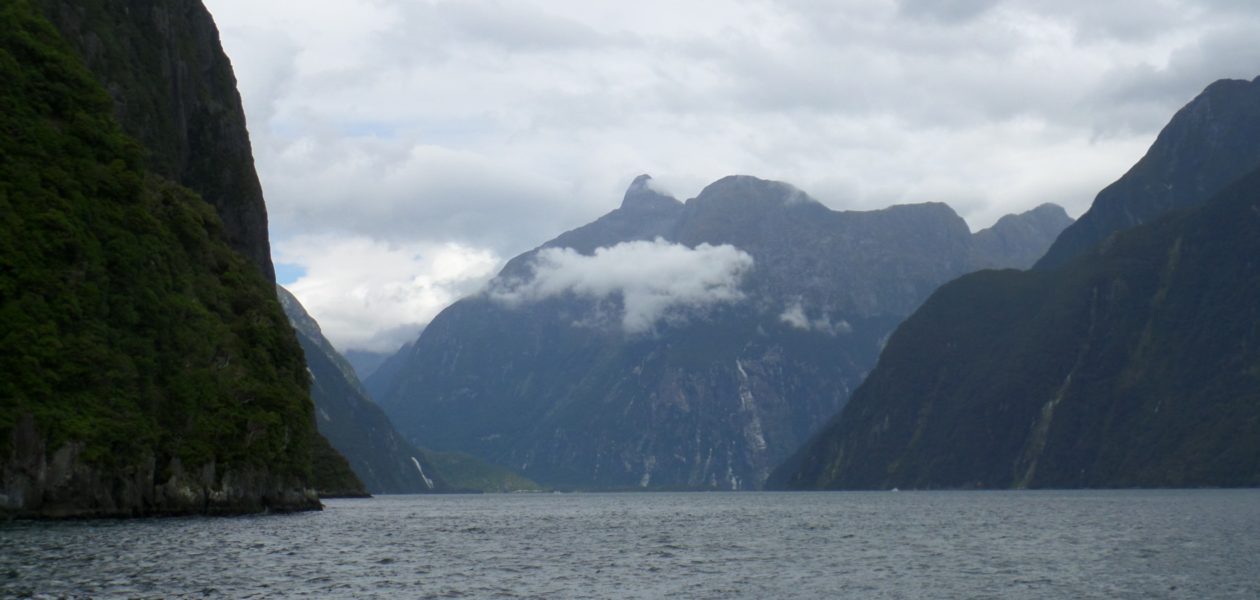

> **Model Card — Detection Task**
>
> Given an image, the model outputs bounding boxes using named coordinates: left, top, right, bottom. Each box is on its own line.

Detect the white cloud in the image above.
left=278, top=236, right=500, bottom=352
left=204, top=0, right=1260, bottom=242
left=490, top=239, right=754, bottom=333
left=779, top=301, right=853, bottom=335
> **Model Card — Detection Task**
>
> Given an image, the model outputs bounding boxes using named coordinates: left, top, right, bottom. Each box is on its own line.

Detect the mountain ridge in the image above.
left=1036, top=76, right=1260, bottom=269
left=369, top=174, right=1073, bottom=490
left=774, top=77, right=1260, bottom=491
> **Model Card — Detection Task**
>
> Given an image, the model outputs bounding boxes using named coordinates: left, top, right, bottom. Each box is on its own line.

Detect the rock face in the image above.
left=774, top=79, right=1260, bottom=491
left=35, top=0, right=276, bottom=280
left=1, top=0, right=318, bottom=518
left=369, top=175, right=1072, bottom=490
left=277, top=287, right=444, bottom=495
left=3, top=416, right=319, bottom=518
left=1036, top=76, right=1260, bottom=270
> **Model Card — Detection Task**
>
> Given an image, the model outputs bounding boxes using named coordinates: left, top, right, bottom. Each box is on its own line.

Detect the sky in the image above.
left=202, top=0, right=1260, bottom=353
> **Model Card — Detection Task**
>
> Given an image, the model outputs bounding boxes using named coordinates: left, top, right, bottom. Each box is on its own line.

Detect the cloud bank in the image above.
left=491, top=239, right=754, bottom=333
left=278, top=236, right=499, bottom=352
left=199, top=0, right=1260, bottom=349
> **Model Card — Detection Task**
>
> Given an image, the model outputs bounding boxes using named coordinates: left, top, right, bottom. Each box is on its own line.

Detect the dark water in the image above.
left=2, top=490, right=1258, bottom=599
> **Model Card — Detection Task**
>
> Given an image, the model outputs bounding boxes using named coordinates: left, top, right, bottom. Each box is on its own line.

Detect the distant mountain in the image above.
left=278, top=287, right=440, bottom=495
left=972, top=204, right=1073, bottom=270
left=420, top=450, right=544, bottom=494
left=774, top=79, right=1260, bottom=491
left=1036, top=76, right=1260, bottom=269
left=369, top=175, right=1072, bottom=490
left=278, top=287, right=541, bottom=494
left=345, top=349, right=394, bottom=381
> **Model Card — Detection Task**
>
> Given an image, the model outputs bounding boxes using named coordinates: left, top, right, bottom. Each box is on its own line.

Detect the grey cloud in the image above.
left=357, top=323, right=426, bottom=356
left=432, top=2, right=609, bottom=51
left=215, top=25, right=300, bottom=127
left=377, top=0, right=621, bottom=63
left=201, top=0, right=1260, bottom=342
left=259, top=134, right=590, bottom=255
left=898, top=0, right=1000, bottom=22
left=1092, top=24, right=1260, bottom=134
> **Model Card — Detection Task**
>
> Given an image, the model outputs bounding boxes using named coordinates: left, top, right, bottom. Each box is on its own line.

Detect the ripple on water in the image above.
left=2, top=490, right=1259, bottom=599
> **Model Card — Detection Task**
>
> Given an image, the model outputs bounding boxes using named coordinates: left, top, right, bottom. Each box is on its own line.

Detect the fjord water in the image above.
left=3, top=491, right=1258, bottom=599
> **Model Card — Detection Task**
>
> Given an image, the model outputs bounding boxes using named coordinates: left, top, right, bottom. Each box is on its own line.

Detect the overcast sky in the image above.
left=203, top=0, right=1260, bottom=353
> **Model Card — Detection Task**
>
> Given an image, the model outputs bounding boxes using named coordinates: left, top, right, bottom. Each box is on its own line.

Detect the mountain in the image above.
left=774, top=79, right=1260, bottom=491
left=971, top=204, right=1073, bottom=270
left=1, top=0, right=322, bottom=518
left=419, top=450, right=544, bottom=494
left=277, top=287, right=439, bottom=495
left=344, top=349, right=393, bottom=381
left=278, top=287, right=542, bottom=494
left=369, top=175, right=1073, bottom=490
left=1035, top=76, right=1260, bottom=269
left=34, top=0, right=277, bottom=280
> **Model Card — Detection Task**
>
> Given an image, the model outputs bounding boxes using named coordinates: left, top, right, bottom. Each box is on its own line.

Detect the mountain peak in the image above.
left=971, top=203, right=1075, bottom=270
left=620, top=174, right=681, bottom=211
left=1035, top=75, right=1260, bottom=269
left=691, top=175, right=822, bottom=211
left=1005, top=203, right=1073, bottom=229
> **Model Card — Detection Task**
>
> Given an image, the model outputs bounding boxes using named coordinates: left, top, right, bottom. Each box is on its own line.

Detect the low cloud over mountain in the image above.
left=490, top=239, right=753, bottom=334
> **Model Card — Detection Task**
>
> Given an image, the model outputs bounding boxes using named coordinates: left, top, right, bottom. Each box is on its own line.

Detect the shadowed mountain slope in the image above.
left=370, top=175, right=1072, bottom=490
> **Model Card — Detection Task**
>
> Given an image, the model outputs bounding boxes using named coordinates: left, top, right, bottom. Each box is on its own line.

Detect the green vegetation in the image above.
left=0, top=0, right=313, bottom=481
left=31, top=0, right=278, bottom=277
left=420, top=449, right=544, bottom=493
left=310, top=432, right=369, bottom=498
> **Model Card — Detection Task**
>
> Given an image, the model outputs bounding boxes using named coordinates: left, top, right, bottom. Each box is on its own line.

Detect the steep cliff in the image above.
left=774, top=79, right=1260, bottom=491
left=370, top=175, right=1072, bottom=490
left=34, top=0, right=276, bottom=280
left=1, top=0, right=317, bottom=517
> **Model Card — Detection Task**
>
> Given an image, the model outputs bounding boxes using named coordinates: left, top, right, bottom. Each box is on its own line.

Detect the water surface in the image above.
left=3, top=490, right=1258, bottom=598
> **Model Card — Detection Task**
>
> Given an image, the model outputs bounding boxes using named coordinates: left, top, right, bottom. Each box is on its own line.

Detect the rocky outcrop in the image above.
left=3, top=416, right=319, bottom=519
left=369, top=175, right=1074, bottom=490
left=35, top=0, right=276, bottom=280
